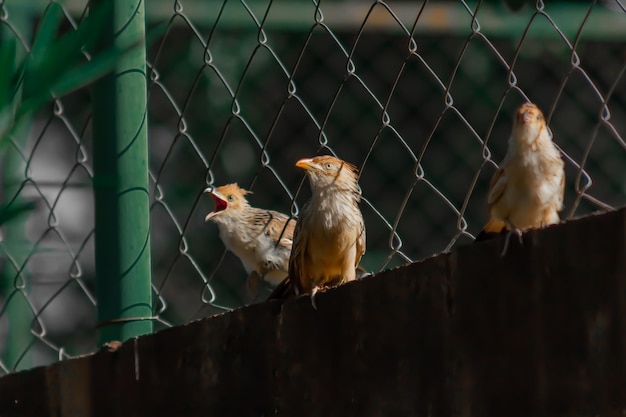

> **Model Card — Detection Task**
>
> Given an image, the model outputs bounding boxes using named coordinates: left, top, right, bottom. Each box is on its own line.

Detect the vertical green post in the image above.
left=92, top=0, right=152, bottom=344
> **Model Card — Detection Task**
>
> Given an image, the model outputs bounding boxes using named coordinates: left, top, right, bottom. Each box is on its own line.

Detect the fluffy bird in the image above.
left=288, top=155, right=366, bottom=308
left=204, top=183, right=296, bottom=292
left=477, top=102, right=565, bottom=254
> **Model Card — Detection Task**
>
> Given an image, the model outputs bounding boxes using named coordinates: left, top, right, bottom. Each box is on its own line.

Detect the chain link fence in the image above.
left=0, top=0, right=625, bottom=374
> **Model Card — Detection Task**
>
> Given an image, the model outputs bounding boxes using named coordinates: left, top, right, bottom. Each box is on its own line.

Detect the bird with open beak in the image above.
left=476, top=102, right=565, bottom=254
left=288, top=155, right=366, bottom=308
left=204, top=183, right=296, bottom=295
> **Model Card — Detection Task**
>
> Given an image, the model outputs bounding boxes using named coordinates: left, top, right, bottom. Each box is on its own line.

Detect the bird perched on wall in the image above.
left=287, top=155, right=366, bottom=308
left=476, top=102, right=565, bottom=255
left=204, top=183, right=296, bottom=293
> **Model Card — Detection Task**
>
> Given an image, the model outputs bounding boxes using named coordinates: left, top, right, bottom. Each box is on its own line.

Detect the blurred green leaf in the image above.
left=21, top=2, right=64, bottom=105
left=0, top=1, right=165, bottom=161
left=19, top=2, right=119, bottom=120
left=0, top=37, right=16, bottom=108
left=5, top=1, right=165, bottom=132
left=0, top=242, right=50, bottom=258
left=29, top=2, right=64, bottom=58
left=0, top=201, right=36, bottom=226
left=0, top=37, right=17, bottom=140
left=51, top=48, right=122, bottom=99
left=0, top=3, right=158, bottom=256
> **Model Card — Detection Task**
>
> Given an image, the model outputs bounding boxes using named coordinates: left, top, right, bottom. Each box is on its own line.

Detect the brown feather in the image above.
left=476, top=103, right=565, bottom=243
left=286, top=155, right=366, bottom=306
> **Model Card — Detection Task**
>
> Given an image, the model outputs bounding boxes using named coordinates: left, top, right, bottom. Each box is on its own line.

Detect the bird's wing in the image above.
left=475, top=163, right=510, bottom=241
left=266, top=213, right=300, bottom=301
left=555, top=159, right=565, bottom=211
left=273, top=215, right=296, bottom=248
left=253, top=209, right=295, bottom=246
left=355, top=215, right=366, bottom=267
left=487, top=165, right=507, bottom=208
left=288, top=204, right=309, bottom=295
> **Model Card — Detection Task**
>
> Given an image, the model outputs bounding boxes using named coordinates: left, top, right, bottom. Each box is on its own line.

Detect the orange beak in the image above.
left=295, top=158, right=315, bottom=171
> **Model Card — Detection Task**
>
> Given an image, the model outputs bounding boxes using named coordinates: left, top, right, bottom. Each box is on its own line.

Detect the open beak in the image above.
left=295, top=158, right=316, bottom=171
left=204, top=187, right=228, bottom=221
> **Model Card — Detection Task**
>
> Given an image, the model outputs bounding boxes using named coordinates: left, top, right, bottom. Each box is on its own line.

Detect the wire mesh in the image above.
left=0, top=0, right=96, bottom=373
left=1, top=0, right=625, bottom=374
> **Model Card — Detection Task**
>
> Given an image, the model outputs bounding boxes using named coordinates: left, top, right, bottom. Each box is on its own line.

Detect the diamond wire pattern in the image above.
left=0, top=0, right=96, bottom=374
left=1, top=0, right=625, bottom=374
left=147, top=0, right=626, bottom=326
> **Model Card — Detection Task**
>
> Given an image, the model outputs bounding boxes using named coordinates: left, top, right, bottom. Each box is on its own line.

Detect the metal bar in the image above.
left=5, top=1, right=626, bottom=40
left=92, top=0, right=153, bottom=344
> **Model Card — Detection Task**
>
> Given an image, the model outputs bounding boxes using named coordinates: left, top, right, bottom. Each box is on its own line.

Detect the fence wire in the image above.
left=1, top=0, right=625, bottom=374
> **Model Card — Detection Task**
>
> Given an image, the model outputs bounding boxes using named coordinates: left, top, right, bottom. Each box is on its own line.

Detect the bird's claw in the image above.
left=501, top=228, right=523, bottom=257
left=310, top=287, right=319, bottom=310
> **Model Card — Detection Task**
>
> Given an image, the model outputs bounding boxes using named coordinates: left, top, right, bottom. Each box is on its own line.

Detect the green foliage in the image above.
left=0, top=201, right=36, bottom=227
left=0, top=36, right=17, bottom=143
left=0, top=1, right=124, bottom=147
left=0, top=2, right=130, bottom=227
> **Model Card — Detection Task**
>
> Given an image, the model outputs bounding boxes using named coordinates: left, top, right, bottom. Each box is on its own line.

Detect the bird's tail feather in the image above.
left=267, top=277, right=295, bottom=301
left=267, top=264, right=371, bottom=302
left=475, top=217, right=508, bottom=242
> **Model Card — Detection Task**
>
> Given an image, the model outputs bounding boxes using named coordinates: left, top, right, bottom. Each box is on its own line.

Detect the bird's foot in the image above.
left=501, top=228, right=523, bottom=257
left=356, top=265, right=372, bottom=279
left=310, top=286, right=319, bottom=310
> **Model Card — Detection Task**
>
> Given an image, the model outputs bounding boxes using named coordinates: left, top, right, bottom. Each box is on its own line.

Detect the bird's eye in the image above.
left=536, top=114, right=542, bottom=120
left=325, top=163, right=333, bottom=169
left=227, top=195, right=234, bottom=201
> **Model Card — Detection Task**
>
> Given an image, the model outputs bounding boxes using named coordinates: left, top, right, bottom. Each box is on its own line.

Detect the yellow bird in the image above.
left=288, top=155, right=366, bottom=308
left=477, top=103, right=565, bottom=254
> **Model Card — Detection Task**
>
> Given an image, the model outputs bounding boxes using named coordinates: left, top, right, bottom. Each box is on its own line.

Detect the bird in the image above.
left=476, top=102, right=565, bottom=255
left=204, top=183, right=296, bottom=295
left=287, top=155, right=366, bottom=308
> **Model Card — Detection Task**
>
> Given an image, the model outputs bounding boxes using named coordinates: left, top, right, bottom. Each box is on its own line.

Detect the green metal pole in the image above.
left=92, top=0, right=152, bottom=344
